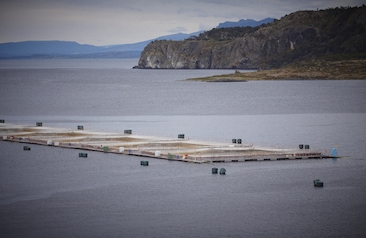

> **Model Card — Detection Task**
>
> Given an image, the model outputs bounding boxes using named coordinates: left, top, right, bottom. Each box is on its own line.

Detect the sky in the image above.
left=0, top=0, right=365, bottom=46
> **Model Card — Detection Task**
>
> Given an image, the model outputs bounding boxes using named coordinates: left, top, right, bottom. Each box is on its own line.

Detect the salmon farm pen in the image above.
left=0, top=123, right=340, bottom=164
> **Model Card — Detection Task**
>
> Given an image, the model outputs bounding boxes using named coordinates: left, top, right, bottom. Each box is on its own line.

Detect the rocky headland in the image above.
left=135, top=5, right=366, bottom=79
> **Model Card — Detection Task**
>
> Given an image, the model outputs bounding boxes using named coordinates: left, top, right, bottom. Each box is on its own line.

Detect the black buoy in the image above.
left=212, top=168, right=218, bottom=174
left=79, top=153, right=88, bottom=157
left=219, top=168, right=226, bottom=175
left=313, top=179, right=324, bottom=187
left=140, top=161, right=149, bottom=166
left=23, top=146, right=31, bottom=150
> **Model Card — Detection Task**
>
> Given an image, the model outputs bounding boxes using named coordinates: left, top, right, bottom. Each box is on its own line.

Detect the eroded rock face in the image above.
left=138, top=25, right=317, bottom=69
left=137, top=6, right=366, bottom=69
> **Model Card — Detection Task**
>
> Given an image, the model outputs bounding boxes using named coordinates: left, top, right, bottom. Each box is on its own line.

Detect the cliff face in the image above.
left=137, top=6, right=366, bottom=69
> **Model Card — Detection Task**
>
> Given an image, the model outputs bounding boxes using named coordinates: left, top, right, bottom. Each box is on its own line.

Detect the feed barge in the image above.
left=0, top=123, right=338, bottom=163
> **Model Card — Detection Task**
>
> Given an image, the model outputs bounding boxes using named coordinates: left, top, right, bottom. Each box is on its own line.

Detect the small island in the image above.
left=187, top=59, right=366, bottom=81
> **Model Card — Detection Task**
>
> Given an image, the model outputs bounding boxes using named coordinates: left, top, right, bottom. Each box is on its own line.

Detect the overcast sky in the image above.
left=0, top=0, right=364, bottom=46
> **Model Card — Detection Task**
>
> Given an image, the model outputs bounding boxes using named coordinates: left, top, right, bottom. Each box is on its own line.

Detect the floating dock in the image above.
left=0, top=123, right=337, bottom=163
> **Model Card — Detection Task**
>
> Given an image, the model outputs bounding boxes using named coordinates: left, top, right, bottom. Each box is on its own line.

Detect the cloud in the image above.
left=168, top=26, right=188, bottom=33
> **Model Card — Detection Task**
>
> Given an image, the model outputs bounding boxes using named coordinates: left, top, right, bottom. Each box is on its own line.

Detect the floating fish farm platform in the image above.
left=0, top=123, right=338, bottom=163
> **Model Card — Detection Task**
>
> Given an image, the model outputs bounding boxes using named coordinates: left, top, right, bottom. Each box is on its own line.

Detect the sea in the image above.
left=0, top=59, right=365, bottom=238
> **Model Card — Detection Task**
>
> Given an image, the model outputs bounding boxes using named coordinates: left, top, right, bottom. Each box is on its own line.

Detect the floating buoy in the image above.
left=124, top=130, right=132, bottom=134
left=313, top=179, right=324, bottom=187
left=36, top=122, right=42, bottom=127
left=79, top=153, right=88, bottom=157
left=23, top=146, right=31, bottom=150
left=331, top=148, right=338, bottom=157
left=219, top=168, right=226, bottom=175
left=0, top=119, right=4, bottom=123
left=77, top=125, right=84, bottom=130
left=178, top=134, right=185, bottom=139
left=140, top=161, right=149, bottom=166
left=212, top=168, right=218, bottom=174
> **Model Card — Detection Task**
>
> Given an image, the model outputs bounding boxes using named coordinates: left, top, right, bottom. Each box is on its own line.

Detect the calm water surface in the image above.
left=0, top=59, right=365, bottom=237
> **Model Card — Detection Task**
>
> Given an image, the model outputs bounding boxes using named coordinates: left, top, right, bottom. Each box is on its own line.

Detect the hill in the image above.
left=136, top=6, right=366, bottom=69
left=0, top=32, right=203, bottom=59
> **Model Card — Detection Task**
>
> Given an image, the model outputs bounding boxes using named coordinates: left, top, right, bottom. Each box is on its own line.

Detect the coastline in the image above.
left=187, top=59, right=366, bottom=81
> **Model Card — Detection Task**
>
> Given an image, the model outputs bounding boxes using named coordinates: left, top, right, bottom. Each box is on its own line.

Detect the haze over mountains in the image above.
left=0, top=18, right=274, bottom=59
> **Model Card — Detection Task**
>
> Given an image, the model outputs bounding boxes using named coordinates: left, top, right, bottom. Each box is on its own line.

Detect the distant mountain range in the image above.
left=0, top=32, right=205, bottom=59
left=0, top=18, right=274, bottom=59
left=216, top=18, right=274, bottom=28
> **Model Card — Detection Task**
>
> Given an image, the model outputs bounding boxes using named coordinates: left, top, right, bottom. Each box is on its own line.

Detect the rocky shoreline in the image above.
left=187, top=60, right=366, bottom=81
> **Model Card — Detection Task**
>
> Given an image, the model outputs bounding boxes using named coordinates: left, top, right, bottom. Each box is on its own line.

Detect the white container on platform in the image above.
left=155, top=151, right=161, bottom=156
left=119, top=147, right=125, bottom=152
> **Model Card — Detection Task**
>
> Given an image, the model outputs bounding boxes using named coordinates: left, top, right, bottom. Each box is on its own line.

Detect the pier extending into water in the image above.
left=0, top=123, right=337, bottom=163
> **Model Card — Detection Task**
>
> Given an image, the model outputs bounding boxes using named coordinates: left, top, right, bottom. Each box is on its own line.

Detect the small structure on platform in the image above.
left=140, top=161, right=149, bottom=166
left=219, top=168, right=226, bottom=175
left=103, top=146, right=109, bottom=152
left=36, top=122, right=42, bottom=127
left=299, top=144, right=310, bottom=149
left=313, top=179, right=324, bottom=187
left=47, top=140, right=52, bottom=146
left=79, top=153, right=88, bottom=157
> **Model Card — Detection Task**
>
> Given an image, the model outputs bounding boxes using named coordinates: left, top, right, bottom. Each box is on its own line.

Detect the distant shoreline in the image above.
left=187, top=60, right=366, bottom=81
